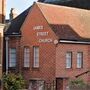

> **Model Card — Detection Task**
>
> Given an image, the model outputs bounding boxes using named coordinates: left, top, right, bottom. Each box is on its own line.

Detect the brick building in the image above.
left=0, top=24, right=4, bottom=86
left=0, top=0, right=6, bottom=23
left=0, top=0, right=6, bottom=88
left=5, top=2, right=90, bottom=90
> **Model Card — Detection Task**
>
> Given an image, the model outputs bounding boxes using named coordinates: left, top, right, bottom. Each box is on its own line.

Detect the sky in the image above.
left=6, top=0, right=38, bottom=19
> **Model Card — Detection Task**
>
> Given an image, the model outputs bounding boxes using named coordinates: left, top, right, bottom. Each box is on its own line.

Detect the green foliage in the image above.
left=69, top=78, right=90, bottom=89
left=70, top=79, right=85, bottom=87
left=2, top=73, right=25, bottom=90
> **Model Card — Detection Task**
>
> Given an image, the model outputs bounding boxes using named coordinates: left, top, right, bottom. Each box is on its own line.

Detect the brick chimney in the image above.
left=9, top=8, right=18, bottom=21
left=0, top=0, right=6, bottom=23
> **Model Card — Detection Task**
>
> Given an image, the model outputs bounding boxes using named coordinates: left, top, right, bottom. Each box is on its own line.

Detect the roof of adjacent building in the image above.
left=6, top=2, right=90, bottom=41
left=5, top=7, right=31, bottom=35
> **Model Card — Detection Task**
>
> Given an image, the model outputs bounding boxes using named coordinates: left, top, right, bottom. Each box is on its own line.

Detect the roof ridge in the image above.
left=36, top=2, right=50, bottom=24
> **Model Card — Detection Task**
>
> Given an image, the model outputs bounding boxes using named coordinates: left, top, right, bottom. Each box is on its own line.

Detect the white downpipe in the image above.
left=5, top=37, right=9, bottom=74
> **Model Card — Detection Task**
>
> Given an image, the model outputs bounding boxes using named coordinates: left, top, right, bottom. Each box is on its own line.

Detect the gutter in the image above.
left=4, top=33, right=21, bottom=37
left=5, top=35, right=21, bottom=37
left=59, top=40, right=90, bottom=44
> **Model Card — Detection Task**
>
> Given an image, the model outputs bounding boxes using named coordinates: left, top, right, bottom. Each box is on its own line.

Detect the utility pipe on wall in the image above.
left=5, top=37, right=9, bottom=74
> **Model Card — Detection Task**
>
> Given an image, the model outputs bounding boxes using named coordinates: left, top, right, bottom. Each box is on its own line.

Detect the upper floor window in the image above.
left=9, top=48, right=16, bottom=67
left=77, top=52, right=83, bottom=68
left=33, top=46, right=39, bottom=68
left=24, top=47, right=30, bottom=67
left=66, top=52, right=72, bottom=68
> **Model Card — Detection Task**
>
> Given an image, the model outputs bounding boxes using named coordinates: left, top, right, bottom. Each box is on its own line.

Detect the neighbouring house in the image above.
left=0, top=0, right=6, bottom=23
left=0, top=23, right=4, bottom=87
left=5, top=2, right=90, bottom=90
left=0, top=0, right=6, bottom=88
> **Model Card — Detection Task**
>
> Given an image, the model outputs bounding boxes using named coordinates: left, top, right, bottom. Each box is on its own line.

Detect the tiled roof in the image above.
left=38, top=0, right=90, bottom=10
left=6, top=2, right=90, bottom=41
left=51, top=24, right=90, bottom=41
left=5, top=7, right=31, bottom=35
left=37, top=3, right=90, bottom=40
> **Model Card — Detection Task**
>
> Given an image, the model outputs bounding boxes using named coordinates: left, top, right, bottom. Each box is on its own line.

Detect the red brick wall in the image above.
left=8, top=3, right=90, bottom=90
left=18, top=4, right=57, bottom=83
left=56, top=43, right=89, bottom=82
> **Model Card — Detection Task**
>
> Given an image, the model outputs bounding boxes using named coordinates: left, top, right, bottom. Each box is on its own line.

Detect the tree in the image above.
left=2, top=73, right=25, bottom=90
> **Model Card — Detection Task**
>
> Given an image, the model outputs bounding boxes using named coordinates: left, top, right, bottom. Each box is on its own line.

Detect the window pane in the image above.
left=29, top=80, right=44, bottom=90
left=24, top=47, right=30, bottom=67
left=66, top=52, right=72, bottom=68
left=9, top=48, right=16, bottom=67
left=77, top=52, right=83, bottom=68
left=33, top=47, right=39, bottom=68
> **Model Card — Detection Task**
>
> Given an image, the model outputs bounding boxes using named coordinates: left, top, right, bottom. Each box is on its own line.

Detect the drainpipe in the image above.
left=5, top=37, right=9, bottom=74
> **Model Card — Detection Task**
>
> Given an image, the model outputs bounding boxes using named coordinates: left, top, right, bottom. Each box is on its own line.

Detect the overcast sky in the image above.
left=6, top=0, right=38, bottom=19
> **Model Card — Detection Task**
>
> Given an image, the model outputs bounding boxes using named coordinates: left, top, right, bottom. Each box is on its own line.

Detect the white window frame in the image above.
left=66, top=52, right=72, bottom=68
left=77, top=52, right=83, bottom=68
left=24, top=47, right=30, bottom=67
left=9, top=48, right=16, bottom=67
left=33, top=46, right=39, bottom=68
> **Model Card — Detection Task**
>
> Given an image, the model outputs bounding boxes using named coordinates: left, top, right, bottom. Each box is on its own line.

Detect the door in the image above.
left=56, top=78, right=63, bottom=90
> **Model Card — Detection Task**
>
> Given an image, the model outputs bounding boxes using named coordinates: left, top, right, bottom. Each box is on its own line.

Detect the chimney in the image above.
left=9, top=8, right=18, bottom=21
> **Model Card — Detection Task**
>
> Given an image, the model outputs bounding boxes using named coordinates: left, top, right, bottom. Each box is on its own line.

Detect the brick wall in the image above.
left=56, top=43, right=89, bottom=90
left=20, top=4, right=58, bottom=84
left=8, top=4, right=58, bottom=85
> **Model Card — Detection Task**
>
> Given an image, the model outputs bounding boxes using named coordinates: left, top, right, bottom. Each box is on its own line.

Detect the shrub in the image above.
left=2, top=73, right=25, bottom=90
left=69, top=78, right=90, bottom=89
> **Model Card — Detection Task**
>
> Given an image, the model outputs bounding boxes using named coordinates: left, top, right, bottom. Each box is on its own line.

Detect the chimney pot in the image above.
left=9, top=8, right=18, bottom=21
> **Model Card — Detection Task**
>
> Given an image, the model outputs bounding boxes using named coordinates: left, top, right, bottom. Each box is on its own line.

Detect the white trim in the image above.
left=60, top=40, right=90, bottom=44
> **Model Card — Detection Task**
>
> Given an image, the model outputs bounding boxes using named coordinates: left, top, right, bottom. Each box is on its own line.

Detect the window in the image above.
left=66, top=52, right=72, bottom=68
left=33, top=47, right=39, bottom=68
left=77, top=52, right=83, bottom=68
left=24, top=47, right=30, bottom=67
left=9, top=48, right=16, bottom=67
left=29, top=80, right=44, bottom=90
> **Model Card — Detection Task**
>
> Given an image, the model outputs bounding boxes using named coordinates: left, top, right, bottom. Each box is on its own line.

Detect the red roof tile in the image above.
left=36, top=2, right=90, bottom=40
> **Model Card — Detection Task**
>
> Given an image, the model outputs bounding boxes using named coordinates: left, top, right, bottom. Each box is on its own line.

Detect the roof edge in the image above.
left=59, top=40, right=90, bottom=44
left=36, top=2, right=90, bottom=11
